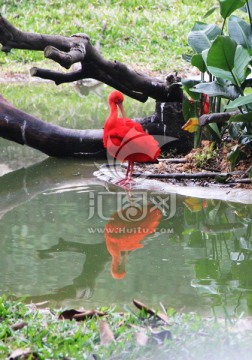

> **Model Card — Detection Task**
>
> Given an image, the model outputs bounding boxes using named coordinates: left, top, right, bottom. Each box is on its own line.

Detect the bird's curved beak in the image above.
left=118, top=102, right=126, bottom=118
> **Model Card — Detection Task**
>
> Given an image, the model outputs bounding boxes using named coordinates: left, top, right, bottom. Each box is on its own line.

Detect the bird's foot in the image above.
left=115, top=177, right=133, bottom=188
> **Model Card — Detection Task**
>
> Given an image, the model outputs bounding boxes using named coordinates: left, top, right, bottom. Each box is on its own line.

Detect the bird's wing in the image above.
left=105, top=125, right=160, bottom=162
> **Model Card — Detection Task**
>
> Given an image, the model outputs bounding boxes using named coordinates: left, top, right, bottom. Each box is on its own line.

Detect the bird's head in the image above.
left=108, top=90, right=126, bottom=118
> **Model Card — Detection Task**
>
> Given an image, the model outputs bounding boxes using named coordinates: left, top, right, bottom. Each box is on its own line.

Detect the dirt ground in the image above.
left=135, top=140, right=252, bottom=190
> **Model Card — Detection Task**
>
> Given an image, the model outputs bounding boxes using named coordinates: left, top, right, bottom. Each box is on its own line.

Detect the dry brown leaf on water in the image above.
left=99, top=321, right=115, bottom=345
left=11, top=322, right=27, bottom=331
left=8, top=348, right=39, bottom=360
left=132, top=299, right=170, bottom=324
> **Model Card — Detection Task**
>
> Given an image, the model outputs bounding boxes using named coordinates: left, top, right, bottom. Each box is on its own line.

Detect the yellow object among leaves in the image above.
left=182, top=117, right=199, bottom=133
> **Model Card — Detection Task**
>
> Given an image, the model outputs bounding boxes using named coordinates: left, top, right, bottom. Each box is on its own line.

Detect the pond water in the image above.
left=0, top=82, right=252, bottom=319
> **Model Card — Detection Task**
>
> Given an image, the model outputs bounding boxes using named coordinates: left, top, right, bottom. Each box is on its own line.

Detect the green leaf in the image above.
left=225, top=94, right=252, bottom=109
left=229, top=123, right=242, bottom=139
left=204, top=6, right=219, bottom=18
left=239, top=135, right=252, bottom=145
left=219, top=0, right=247, bottom=19
left=182, top=98, right=200, bottom=121
left=206, top=36, right=251, bottom=86
left=182, top=79, right=201, bottom=100
left=228, top=16, right=252, bottom=52
left=191, top=54, right=207, bottom=72
left=227, top=145, right=243, bottom=170
left=205, top=123, right=221, bottom=142
left=230, top=112, right=252, bottom=122
left=192, top=80, right=240, bottom=100
left=182, top=54, right=192, bottom=63
left=188, top=22, right=222, bottom=54
left=240, top=0, right=252, bottom=14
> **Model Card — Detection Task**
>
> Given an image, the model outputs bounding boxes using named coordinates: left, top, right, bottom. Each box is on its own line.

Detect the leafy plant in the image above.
left=183, top=0, right=252, bottom=168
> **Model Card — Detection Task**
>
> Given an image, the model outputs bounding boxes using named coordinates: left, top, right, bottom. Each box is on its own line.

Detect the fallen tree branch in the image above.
left=133, top=171, right=243, bottom=179
left=0, top=94, right=193, bottom=157
left=0, top=14, right=183, bottom=103
left=228, top=178, right=252, bottom=184
left=199, top=111, right=239, bottom=126
left=0, top=95, right=105, bottom=157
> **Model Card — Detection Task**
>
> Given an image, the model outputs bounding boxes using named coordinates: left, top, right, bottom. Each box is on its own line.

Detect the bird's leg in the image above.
left=127, top=161, right=134, bottom=182
left=115, top=161, right=133, bottom=188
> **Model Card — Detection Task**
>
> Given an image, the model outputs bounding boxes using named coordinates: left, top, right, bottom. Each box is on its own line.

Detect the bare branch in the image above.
left=199, top=111, right=239, bottom=126
left=0, top=14, right=183, bottom=102
left=133, top=171, right=243, bottom=179
left=44, top=45, right=86, bottom=69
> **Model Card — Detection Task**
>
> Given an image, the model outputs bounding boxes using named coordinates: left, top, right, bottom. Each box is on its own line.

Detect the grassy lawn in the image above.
left=0, top=0, right=218, bottom=74
left=1, top=2, right=252, bottom=359
left=1, top=296, right=252, bottom=360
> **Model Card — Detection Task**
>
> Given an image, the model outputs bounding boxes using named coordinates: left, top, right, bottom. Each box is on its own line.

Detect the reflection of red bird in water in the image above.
left=103, top=90, right=161, bottom=186
left=104, top=205, right=162, bottom=279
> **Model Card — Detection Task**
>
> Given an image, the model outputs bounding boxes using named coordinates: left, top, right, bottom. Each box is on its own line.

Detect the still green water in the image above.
left=0, top=83, right=251, bottom=319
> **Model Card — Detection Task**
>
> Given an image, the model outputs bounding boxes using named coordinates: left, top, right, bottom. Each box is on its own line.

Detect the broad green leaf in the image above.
left=230, top=112, right=252, bottom=122
left=229, top=123, right=242, bottom=139
left=182, top=54, right=192, bottom=63
left=206, top=36, right=251, bottom=85
left=228, top=16, right=252, bottom=51
left=191, top=54, right=207, bottom=72
left=227, top=145, right=243, bottom=170
left=219, top=0, right=246, bottom=19
left=192, top=80, right=240, bottom=100
left=241, top=0, right=252, bottom=13
left=182, top=79, right=201, bottom=100
left=239, top=135, right=252, bottom=145
left=182, top=98, right=200, bottom=121
left=205, top=123, right=222, bottom=142
left=225, top=94, right=252, bottom=109
left=188, top=22, right=222, bottom=54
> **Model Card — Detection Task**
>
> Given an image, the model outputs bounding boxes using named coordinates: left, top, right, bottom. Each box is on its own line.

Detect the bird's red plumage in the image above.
left=103, top=90, right=160, bottom=185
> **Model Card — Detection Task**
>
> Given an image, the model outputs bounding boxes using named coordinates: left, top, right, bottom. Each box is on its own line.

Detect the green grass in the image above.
left=1, top=295, right=252, bottom=360
left=0, top=0, right=219, bottom=74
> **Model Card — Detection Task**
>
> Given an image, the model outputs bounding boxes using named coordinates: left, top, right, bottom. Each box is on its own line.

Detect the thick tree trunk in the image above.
left=0, top=95, right=106, bottom=158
